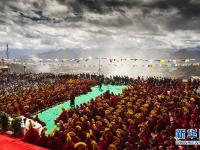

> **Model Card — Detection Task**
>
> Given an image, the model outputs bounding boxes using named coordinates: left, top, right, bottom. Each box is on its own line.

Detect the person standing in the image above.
left=98, top=77, right=103, bottom=90
left=70, top=93, right=75, bottom=109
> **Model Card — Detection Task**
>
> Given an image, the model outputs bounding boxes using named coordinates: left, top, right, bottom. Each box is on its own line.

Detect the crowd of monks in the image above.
left=21, top=77, right=200, bottom=150
left=0, top=73, right=97, bottom=117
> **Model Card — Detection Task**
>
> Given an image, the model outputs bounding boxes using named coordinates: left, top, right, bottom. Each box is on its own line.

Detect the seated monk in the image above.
left=56, top=107, right=68, bottom=123
left=74, top=142, right=88, bottom=150
left=64, top=133, right=75, bottom=150
left=49, top=137, right=65, bottom=150
left=36, top=128, right=49, bottom=148
left=22, top=120, right=40, bottom=144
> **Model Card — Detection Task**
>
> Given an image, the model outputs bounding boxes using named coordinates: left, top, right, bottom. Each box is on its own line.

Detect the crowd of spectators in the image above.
left=20, top=77, right=200, bottom=149
left=0, top=73, right=56, bottom=95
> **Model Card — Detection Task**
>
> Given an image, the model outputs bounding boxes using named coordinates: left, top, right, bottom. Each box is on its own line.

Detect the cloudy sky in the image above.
left=1, top=0, right=200, bottom=52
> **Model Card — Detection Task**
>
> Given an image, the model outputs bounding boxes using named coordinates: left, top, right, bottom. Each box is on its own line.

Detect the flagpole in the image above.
left=6, top=44, right=10, bottom=82
left=98, top=57, right=102, bottom=76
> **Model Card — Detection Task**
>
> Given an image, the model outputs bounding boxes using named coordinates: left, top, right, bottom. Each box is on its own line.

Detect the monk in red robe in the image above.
left=22, top=120, right=40, bottom=144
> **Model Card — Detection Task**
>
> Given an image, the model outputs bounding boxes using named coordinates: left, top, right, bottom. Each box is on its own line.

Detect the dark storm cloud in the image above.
left=54, top=0, right=200, bottom=31
left=56, top=0, right=200, bottom=17
left=0, top=0, right=43, bottom=12
left=146, top=0, right=200, bottom=17
left=56, top=0, right=141, bottom=14
left=2, top=0, right=199, bottom=30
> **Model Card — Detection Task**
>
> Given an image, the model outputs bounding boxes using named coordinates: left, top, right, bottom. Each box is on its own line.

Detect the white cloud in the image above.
left=0, top=0, right=200, bottom=54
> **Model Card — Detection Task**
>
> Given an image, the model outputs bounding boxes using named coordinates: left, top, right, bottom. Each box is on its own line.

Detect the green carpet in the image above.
left=37, top=84, right=127, bottom=134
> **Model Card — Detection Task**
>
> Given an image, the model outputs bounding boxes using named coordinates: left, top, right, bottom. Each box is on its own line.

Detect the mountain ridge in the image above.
left=0, top=48, right=199, bottom=60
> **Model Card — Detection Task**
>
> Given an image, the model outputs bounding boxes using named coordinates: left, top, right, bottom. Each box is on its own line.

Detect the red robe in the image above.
left=49, top=137, right=64, bottom=150
left=22, top=128, right=40, bottom=144
left=36, top=135, right=49, bottom=148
